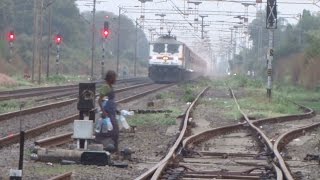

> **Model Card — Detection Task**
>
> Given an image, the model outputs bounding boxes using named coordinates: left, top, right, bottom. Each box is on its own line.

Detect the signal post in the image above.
left=266, top=0, right=277, bottom=100
left=101, top=21, right=109, bottom=79
left=7, top=30, right=16, bottom=62
left=55, top=33, right=62, bottom=75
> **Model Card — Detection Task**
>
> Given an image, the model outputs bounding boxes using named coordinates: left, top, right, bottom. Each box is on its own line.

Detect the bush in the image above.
left=227, top=75, right=263, bottom=88
left=46, top=75, right=67, bottom=84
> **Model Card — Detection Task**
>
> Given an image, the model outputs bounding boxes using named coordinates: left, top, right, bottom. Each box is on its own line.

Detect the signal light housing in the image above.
left=102, top=29, right=109, bottom=38
left=102, top=21, right=109, bottom=38
left=55, top=34, right=62, bottom=45
left=7, top=30, right=15, bottom=42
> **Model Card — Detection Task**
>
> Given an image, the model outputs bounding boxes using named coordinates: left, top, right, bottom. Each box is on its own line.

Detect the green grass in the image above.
left=31, top=165, right=75, bottom=176
left=155, top=91, right=176, bottom=100
left=0, top=100, right=32, bottom=113
left=200, top=98, right=242, bottom=120
left=225, top=75, right=318, bottom=117
left=0, top=100, right=20, bottom=113
left=275, top=86, right=320, bottom=113
left=0, top=74, right=88, bottom=91
left=237, top=92, right=302, bottom=118
left=128, top=108, right=182, bottom=126
left=178, top=83, right=201, bottom=102
left=227, top=75, right=263, bottom=89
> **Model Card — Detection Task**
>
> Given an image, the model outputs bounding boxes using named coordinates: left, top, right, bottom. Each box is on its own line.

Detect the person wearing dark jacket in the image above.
left=97, top=70, right=119, bottom=152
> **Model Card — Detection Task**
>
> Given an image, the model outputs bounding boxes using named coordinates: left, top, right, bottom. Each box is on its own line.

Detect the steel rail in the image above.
left=229, top=88, right=284, bottom=180
left=33, top=84, right=174, bottom=148
left=229, top=88, right=316, bottom=180
left=35, top=133, right=73, bottom=147
left=182, top=121, right=284, bottom=180
left=0, top=115, right=78, bottom=148
left=0, top=83, right=152, bottom=122
left=0, top=87, right=77, bottom=101
left=0, top=77, right=148, bottom=101
left=179, top=86, right=315, bottom=180
left=0, top=85, right=77, bottom=96
left=1, top=83, right=173, bottom=148
left=49, top=171, right=72, bottom=180
left=272, top=122, right=320, bottom=180
left=134, top=87, right=209, bottom=180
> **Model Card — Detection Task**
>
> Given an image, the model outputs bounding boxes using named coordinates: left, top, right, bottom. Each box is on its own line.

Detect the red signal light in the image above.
left=7, top=31, right=15, bottom=42
left=55, top=34, right=62, bottom=45
left=103, top=30, right=109, bottom=38
left=102, top=21, right=109, bottom=38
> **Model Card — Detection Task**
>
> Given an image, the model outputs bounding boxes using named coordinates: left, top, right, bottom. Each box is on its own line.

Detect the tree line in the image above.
left=231, top=9, right=320, bottom=88
left=0, top=0, right=149, bottom=77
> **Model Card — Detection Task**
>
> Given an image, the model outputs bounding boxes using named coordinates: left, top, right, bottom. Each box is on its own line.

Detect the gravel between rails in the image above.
left=0, top=84, right=188, bottom=179
left=0, top=81, right=240, bottom=179
left=0, top=103, right=78, bottom=138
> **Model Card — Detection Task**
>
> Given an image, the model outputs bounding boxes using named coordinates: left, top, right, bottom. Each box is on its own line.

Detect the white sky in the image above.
left=76, top=0, right=320, bottom=55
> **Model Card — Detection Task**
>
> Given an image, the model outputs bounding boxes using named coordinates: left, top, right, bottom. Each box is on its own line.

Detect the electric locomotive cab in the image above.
left=148, top=35, right=184, bottom=82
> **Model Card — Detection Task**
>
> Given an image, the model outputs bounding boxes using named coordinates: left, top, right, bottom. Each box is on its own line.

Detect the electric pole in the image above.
left=46, top=6, right=52, bottom=79
left=116, top=7, right=121, bottom=76
left=38, top=0, right=44, bottom=84
left=91, top=0, right=96, bottom=81
left=266, top=0, right=277, bottom=100
left=55, top=34, right=62, bottom=75
left=101, top=21, right=109, bottom=79
left=134, top=19, right=138, bottom=77
left=32, top=0, right=39, bottom=82
left=200, top=15, right=208, bottom=39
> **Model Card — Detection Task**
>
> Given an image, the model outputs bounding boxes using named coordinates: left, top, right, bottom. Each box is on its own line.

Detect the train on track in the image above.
left=148, top=34, right=207, bottom=83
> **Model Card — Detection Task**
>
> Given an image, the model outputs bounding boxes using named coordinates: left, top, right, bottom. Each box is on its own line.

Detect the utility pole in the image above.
left=266, top=0, right=277, bottom=100
left=199, top=15, right=208, bottom=39
left=134, top=19, right=138, bottom=77
left=101, top=21, right=109, bottom=79
left=38, top=0, right=44, bottom=84
left=116, top=7, right=121, bottom=76
left=46, top=6, right=52, bottom=79
left=228, top=28, right=233, bottom=74
left=101, top=39, right=105, bottom=79
left=101, top=40, right=105, bottom=80
left=7, top=30, right=15, bottom=62
left=90, top=0, right=96, bottom=81
left=32, top=0, right=39, bottom=82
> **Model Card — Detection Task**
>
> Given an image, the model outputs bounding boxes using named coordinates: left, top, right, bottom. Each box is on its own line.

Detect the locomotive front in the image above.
left=148, top=35, right=184, bottom=83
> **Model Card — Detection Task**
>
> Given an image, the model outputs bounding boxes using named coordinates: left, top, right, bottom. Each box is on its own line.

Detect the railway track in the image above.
left=0, top=83, right=173, bottom=148
left=135, top=86, right=318, bottom=179
left=49, top=171, right=72, bottom=180
left=0, top=82, right=152, bottom=122
left=0, top=77, right=149, bottom=101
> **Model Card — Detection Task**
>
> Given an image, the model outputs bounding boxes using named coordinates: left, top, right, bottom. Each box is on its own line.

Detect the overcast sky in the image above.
left=76, top=0, right=320, bottom=53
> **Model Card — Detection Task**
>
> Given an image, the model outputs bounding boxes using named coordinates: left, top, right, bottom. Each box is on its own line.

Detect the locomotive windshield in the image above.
left=153, top=43, right=165, bottom=53
left=152, top=43, right=181, bottom=54
left=167, top=44, right=179, bottom=54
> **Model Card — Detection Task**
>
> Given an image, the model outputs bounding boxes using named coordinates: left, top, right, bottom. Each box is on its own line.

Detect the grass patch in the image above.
left=200, top=98, right=241, bottom=120
left=45, top=74, right=86, bottom=85
left=0, top=100, right=32, bottom=113
left=0, top=100, right=20, bottom=113
left=155, top=91, right=176, bottom=100
left=0, top=74, right=87, bottom=92
left=225, top=75, right=320, bottom=116
left=275, top=88, right=320, bottom=113
left=227, top=75, right=263, bottom=89
left=31, top=165, right=75, bottom=176
left=237, top=90, right=302, bottom=118
left=183, top=87, right=195, bottom=102
left=128, top=108, right=181, bottom=126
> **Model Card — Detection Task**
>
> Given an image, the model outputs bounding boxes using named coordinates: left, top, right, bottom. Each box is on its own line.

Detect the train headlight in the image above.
left=163, top=56, right=168, bottom=60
